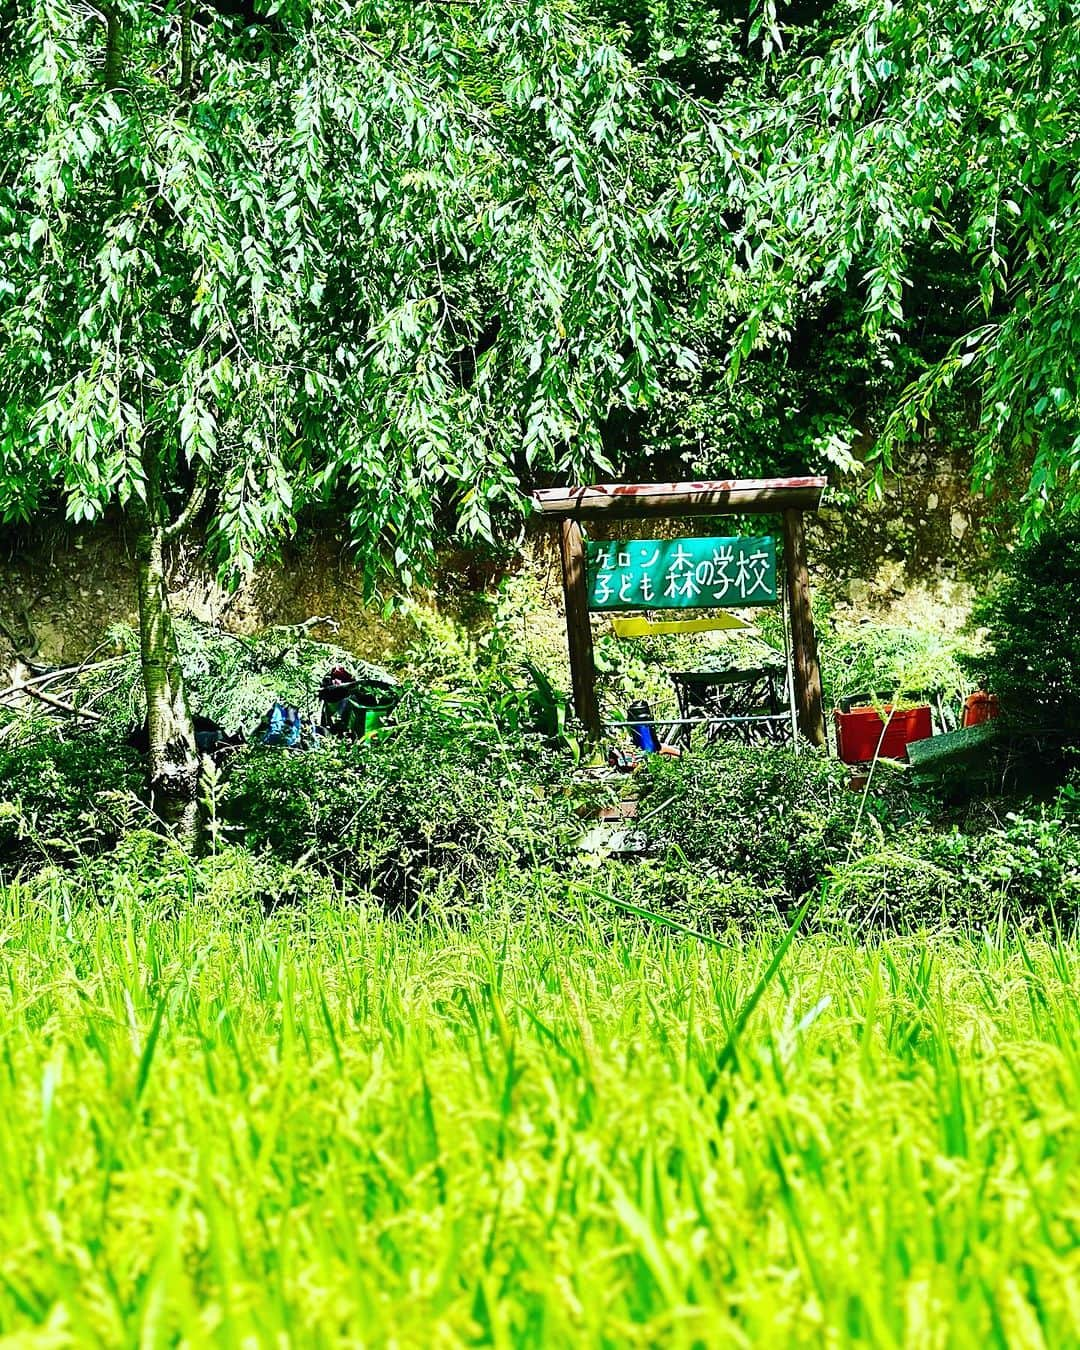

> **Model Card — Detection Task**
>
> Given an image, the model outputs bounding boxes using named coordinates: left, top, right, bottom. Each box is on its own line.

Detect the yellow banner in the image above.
left=610, top=613, right=751, bottom=638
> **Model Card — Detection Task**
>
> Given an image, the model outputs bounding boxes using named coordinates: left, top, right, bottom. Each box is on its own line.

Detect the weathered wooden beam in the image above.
left=558, top=518, right=602, bottom=740
left=782, top=508, right=826, bottom=748
left=533, top=477, right=826, bottom=521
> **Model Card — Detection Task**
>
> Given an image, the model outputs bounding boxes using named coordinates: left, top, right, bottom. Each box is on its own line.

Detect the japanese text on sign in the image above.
left=585, top=536, right=777, bottom=610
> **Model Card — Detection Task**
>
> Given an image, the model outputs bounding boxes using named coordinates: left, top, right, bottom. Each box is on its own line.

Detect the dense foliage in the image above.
left=4, top=0, right=1080, bottom=552
left=721, top=0, right=1080, bottom=523
left=0, top=728, right=144, bottom=871
left=0, top=0, right=722, bottom=575
left=7, top=706, right=1080, bottom=932
left=0, top=0, right=743, bottom=815
left=639, top=741, right=898, bottom=901
left=818, top=621, right=970, bottom=710
left=829, top=808, right=1080, bottom=929
left=3, top=0, right=1080, bottom=831
left=220, top=696, right=578, bottom=905
left=638, top=741, right=1080, bottom=925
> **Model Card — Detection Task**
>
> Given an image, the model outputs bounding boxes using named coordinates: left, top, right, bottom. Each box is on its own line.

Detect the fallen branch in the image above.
left=0, top=683, right=104, bottom=721
left=0, top=656, right=122, bottom=701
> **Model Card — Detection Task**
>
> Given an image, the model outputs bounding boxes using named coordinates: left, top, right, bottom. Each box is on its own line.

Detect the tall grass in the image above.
left=0, top=872, right=1077, bottom=1346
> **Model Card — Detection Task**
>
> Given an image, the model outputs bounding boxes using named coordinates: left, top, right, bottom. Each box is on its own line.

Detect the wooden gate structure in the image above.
left=532, top=477, right=827, bottom=748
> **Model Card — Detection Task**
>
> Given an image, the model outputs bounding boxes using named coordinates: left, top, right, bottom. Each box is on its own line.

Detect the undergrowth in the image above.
left=6, top=713, right=1080, bottom=931
left=0, top=728, right=144, bottom=873
left=220, top=693, right=580, bottom=907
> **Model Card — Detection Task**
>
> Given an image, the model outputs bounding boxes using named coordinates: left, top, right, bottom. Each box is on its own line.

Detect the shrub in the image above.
left=835, top=854, right=952, bottom=926
left=5, top=830, right=348, bottom=923
left=637, top=741, right=920, bottom=904
left=826, top=812, right=1080, bottom=930
left=220, top=696, right=579, bottom=907
left=970, top=522, right=1080, bottom=736
left=0, top=731, right=144, bottom=875
left=597, top=858, right=789, bottom=934
left=633, top=743, right=1080, bottom=928
left=960, top=811, right=1080, bottom=917
left=821, top=622, right=971, bottom=712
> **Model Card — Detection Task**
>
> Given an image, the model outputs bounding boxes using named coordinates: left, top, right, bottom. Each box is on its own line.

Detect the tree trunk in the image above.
left=135, top=472, right=200, bottom=852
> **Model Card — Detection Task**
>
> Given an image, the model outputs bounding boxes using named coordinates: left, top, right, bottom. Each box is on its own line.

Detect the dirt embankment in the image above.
left=0, top=448, right=997, bottom=672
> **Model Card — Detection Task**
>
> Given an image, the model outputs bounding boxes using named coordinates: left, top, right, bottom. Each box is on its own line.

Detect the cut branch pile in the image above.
left=0, top=617, right=391, bottom=745
left=0, top=655, right=126, bottom=739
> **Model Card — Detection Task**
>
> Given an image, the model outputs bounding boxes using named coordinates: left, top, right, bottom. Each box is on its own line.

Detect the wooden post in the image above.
left=558, top=517, right=602, bottom=740
left=782, top=509, right=826, bottom=749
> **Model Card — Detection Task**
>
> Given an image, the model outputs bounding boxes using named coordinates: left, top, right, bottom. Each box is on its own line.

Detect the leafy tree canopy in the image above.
left=0, top=0, right=721, bottom=582
left=0, top=0, right=744, bottom=829
left=723, top=0, right=1080, bottom=526
left=5, top=0, right=1080, bottom=560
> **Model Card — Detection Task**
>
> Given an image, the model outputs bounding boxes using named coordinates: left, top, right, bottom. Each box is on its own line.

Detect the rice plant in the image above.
left=0, top=865, right=1076, bottom=1346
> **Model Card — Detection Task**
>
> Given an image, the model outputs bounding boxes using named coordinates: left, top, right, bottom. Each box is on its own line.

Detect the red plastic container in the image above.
left=962, top=692, right=999, bottom=727
left=834, top=704, right=933, bottom=765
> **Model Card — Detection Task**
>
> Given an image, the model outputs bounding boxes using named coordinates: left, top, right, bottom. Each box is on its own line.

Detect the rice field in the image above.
left=0, top=877, right=1078, bottom=1347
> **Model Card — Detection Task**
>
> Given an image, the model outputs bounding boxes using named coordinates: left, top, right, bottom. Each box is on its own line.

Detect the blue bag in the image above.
left=260, top=701, right=304, bottom=748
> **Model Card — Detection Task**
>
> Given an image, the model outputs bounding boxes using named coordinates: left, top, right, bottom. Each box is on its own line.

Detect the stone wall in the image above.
left=0, top=521, right=401, bottom=669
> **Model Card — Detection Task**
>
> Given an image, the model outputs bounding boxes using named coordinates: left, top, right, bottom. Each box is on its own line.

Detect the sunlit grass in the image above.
left=0, top=875, right=1077, bottom=1346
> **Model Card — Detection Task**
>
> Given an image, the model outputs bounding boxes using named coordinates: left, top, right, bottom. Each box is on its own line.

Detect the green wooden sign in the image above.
left=585, top=536, right=777, bottom=611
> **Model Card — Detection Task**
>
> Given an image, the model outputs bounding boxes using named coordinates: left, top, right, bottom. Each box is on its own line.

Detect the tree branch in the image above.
left=163, top=463, right=211, bottom=542
left=0, top=683, right=104, bottom=722
left=180, top=0, right=194, bottom=96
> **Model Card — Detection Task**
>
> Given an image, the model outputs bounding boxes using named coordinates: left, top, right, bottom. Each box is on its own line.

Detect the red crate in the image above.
left=834, top=704, right=933, bottom=764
